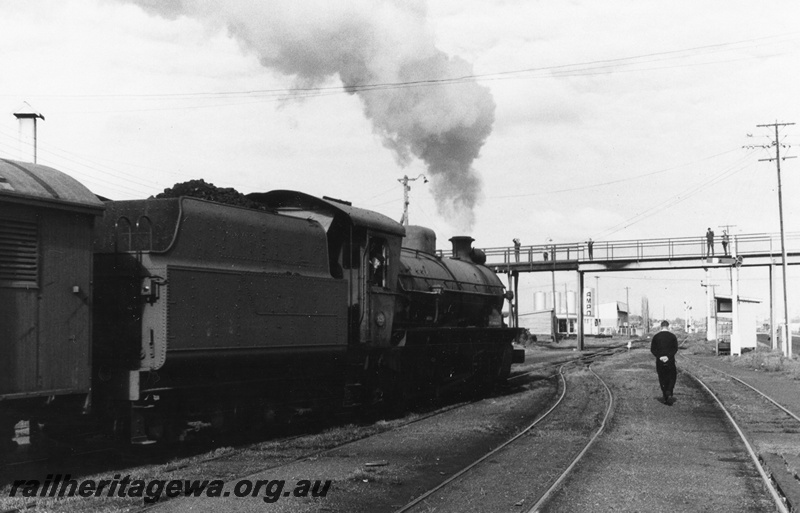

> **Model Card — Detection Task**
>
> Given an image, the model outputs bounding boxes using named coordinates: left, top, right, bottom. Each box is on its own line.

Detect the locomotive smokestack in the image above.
left=449, top=236, right=474, bottom=260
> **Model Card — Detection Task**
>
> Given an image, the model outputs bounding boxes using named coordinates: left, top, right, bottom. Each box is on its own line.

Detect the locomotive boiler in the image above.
left=0, top=161, right=523, bottom=448
left=390, top=229, right=522, bottom=398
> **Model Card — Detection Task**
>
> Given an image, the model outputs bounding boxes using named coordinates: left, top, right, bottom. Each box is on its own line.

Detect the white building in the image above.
left=714, top=295, right=761, bottom=355
left=519, top=290, right=578, bottom=339
left=520, top=288, right=629, bottom=339
left=597, top=301, right=630, bottom=335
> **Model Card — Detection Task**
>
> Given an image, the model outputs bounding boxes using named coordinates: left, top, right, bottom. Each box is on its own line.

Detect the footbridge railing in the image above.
left=473, top=232, right=800, bottom=267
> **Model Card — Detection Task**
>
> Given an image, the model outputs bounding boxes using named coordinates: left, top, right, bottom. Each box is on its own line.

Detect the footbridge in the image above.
left=482, top=232, right=800, bottom=273
left=469, top=232, right=800, bottom=350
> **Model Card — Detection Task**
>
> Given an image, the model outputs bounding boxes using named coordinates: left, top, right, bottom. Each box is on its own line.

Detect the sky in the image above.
left=1, top=0, right=799, bottom=321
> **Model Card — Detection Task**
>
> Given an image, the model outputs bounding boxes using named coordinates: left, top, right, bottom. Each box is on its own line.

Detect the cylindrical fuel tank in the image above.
left=550, top=292, right=563, bottom=314
left=397, top=247, right=506, bottom=328
left=566, top=291, right=576, bottom=315
left=533, top=291, right=546, bottom=311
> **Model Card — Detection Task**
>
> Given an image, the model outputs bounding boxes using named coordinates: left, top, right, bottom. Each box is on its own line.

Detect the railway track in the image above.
left=682, top=355, right=800, bottom=511
left=134, top=349, right=615, bottom=513
left=0, top=397, right=475, bottom=513
left=508, top=340, right=637, bottom=384
left=395, top=356, right=616, bottom=512
left=684, top=371, right=789, bottom=513
left=682, top=355, right=800, bottom=424
left=7, top=344, right=736, bottom=511
left=5, top=348, right=563, bottom=484
left=535, top=351, right=786, bottom=512
left=525, top=366, right=612, bottom=513
left=1, top=363, right=554, bottom=513
left=394, top=346, right=789, bottom=513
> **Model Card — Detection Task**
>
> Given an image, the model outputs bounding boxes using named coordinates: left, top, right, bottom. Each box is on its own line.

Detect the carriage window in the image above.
left=367, top=237, right=387, bottom=287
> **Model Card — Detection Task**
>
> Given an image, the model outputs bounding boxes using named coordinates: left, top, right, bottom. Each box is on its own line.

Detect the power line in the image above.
left=4, top=31, right=797, bottom=105
left=591, top=150, right=758, bottom=239
left=491, top=148, right=741, bottom=199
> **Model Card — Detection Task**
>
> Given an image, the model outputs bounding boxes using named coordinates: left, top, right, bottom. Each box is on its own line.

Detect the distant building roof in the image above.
left=715, top=295, right=762, bottom=304
left=599, top=301, right=628, bottom=313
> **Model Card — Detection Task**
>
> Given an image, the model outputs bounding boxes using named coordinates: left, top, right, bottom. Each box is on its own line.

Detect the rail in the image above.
left=462, top=232, right=800, bottom=267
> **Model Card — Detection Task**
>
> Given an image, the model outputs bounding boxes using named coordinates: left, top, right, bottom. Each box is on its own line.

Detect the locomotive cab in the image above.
left=249, top=190, right=406, bottom=349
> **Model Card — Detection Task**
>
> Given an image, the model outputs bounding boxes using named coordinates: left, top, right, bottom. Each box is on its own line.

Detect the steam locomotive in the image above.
left=0, top=159, right=522, bottom=448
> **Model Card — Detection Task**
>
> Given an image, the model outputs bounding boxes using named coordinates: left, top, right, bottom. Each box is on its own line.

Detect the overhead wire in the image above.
left=0, top=123, right=270, bottom=198
left=4, top=31, right=798, bottom=109
left=0, top=31, right=795, bottom=213
left=490, top=148, right=741, bottom=199
left=0, top=126, right=157, bottom=197
left=591, top=149, right=760, bottom=239
left=593, top=165, right=748, bottom=240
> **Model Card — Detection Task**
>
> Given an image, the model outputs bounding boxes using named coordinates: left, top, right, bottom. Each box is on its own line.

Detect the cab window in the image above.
left=367, top=237, right=387, bottom=287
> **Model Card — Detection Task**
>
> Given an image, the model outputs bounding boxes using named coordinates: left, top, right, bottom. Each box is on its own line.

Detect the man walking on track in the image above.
left=651, top=320, right=679, bottom=405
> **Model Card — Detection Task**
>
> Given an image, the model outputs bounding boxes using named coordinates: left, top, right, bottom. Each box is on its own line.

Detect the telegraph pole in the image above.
left=683, top=301, right=692, bottom=332
left=624, top=286, right=631, bottom=335
left=551, top=270, right=557, bottom=342
left=397, top=174, right=427, bottom=226
left=595, top=275, right=600, bottom=335
left=755, top=121, right=795, bottom=357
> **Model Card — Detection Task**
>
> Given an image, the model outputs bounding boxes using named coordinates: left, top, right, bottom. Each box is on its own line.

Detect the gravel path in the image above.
left=541, top=349, right=776, bottom=512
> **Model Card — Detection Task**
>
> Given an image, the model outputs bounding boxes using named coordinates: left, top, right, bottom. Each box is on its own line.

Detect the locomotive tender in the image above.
left=0, top=160, right=522, bottom=447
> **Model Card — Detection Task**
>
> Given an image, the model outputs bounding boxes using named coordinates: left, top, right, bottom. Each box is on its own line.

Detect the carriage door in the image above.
left=37, top=210, right=93, bottom=393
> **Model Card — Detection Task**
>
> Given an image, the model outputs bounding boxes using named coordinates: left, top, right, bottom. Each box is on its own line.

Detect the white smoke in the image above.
left=128, top=0, right=495, bottom=230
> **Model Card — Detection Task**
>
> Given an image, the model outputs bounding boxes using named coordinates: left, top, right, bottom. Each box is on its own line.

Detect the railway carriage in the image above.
left=0, top=159, right=104, bottom=448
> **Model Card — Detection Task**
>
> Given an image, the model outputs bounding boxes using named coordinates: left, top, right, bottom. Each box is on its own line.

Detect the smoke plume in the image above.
left=128, top=0, right=495, bottom=230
